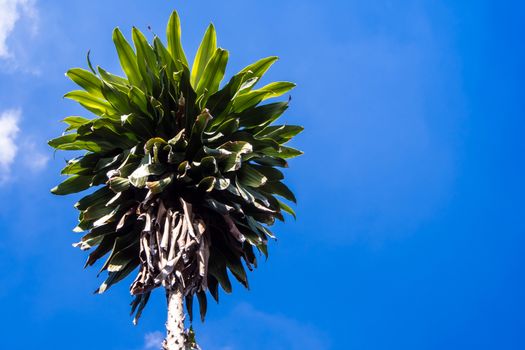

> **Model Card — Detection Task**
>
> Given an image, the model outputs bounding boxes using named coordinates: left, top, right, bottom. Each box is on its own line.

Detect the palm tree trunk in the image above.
left=163, top=288, right=187, bottom=350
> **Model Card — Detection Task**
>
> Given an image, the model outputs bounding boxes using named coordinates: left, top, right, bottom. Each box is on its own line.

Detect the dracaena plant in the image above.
left=49, top=10, right=302, bottom=350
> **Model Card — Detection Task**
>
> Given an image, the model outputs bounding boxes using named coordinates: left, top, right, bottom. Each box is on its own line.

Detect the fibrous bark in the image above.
left=131, top=198, right=210, bottom=297
left=130, top=197, right=207, bottom=349
left=163, top=288, right=187, bottom=350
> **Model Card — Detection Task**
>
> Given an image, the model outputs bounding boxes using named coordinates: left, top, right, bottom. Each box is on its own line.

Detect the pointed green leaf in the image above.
left=191, top=23, right=217, bottom=87
left=239, top=165, right=267, bottom=187
left=258, top=81, right=296, bottom=99
left=75, top=186, right=114, bottom=210
left=197, top=291, right=207, bottom=322
left=132, top=27, right=158, bottom=93
left=108, top=177, right=130, bottom=192
left=263, top=145, right=303, bottom=159
left=256, top=125, right=304, bottom=144
left=239, top=56, right=279, bottom=84
left=98, top=66, right=129, bottom=89
left=62, top=116, right=91, bottom=131
left=64, top=90, right=115, bottom=116
left=166, top=11, right=188, bottom=68
left=205, top=56, right=278, bottom=117
left=48, top=133, right=105, bottom=152
left=66, top=68, right=103, bottom=98
left=152, top=36, right=176, bottom=84
left=112, top=28, right=142, bottom=87
left=277, top=199, right=296, bottom=219
left=196, top=48, right=229, bottom=97
left=51, top=175, right=93, bottom=195
left=261, top=181, right=296, bottom=203
left=237, top=102, right=288, bottom=128
left=128, top=86, right=149, bottom=115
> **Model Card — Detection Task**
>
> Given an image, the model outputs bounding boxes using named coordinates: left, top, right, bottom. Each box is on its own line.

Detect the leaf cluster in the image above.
left=50, top=11, right=302, bottom=323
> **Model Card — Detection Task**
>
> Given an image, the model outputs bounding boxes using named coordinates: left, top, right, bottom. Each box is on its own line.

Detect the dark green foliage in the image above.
left=50, top=11, right=302, bottom=324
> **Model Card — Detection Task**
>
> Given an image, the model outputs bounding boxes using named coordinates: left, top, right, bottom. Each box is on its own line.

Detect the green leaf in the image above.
left=261, top=181, right=296, bottom=203
left=66, top=68, right=103, bottom=98
left=106, top=241, right=140, bottom=273
left=98, top=66, right=129, bottom=88
left=256, top=125, right=304, bottom=144
left=207, top=276, right=220, bottom=302
left=186, top=110, right=213, bottom=160
left=128, top=87, right=149, bottom=115
left=82, top=203, right=116, bottom=222
left=230, top=90, right=269, bottom=114
left=239, top=165, right=267, bottom=187
left=238, top=56, right=279, bottom=85
left=132, top=27, right=158, bottom=93
left=97, top=257, right=139, bottom=293
left=191, top=24, right=217, bottom=88
left=108, top=177, right=130, bottom=192
left=132, top=28, right=158, bottom=73
left=251, top=164, right=284, bottom=181
left=263, top=145, right=303, bottom=159
left=167, top=11, right=188, bottom=69
left=209, top=255, right=232, bottom=293
left=64, top=90, right=115, bottom=116
left=146, top=175, right=173, bottom=194
left=153, top=36, right=175, bottom=79
left=51, top=175, right=93, bottom=195
left=198, top=176, right=216, bottom=192
left=205, top=56, right=278, bottom=117
left=101, top=81, right=132, bottom=113
left=62, top=116, right=91, bottom=131
left=131, top=292, right=151, bottom=325
left=196, top=48, right=229, bottom=98
left=61, top=153, right=99, bottom=175
left=48, top=134, right=76, bottom=148
left=128, top=163, right=166, bottom=188
left=229, top=82, right=294, bottom=115
left=75, top=186, right=114, bottom=210
left=252, top=155, right=288, bottom=168
left=86, top=50, right=96, bottom=74
left=112, top=28, right=142, bottom=88
left=121, top=113, right=154, bottom=139
left=99, top=231, right=139, bottom=273
left=193, top=156, right=218, bottom=176
left=237, top=102, right=288, bottom=128
left=208, top=117, right=238, bottom=141
left=277, top=199, right=296, bottom=219
left=218, top=141, right=253, bottom=172
left=145, top=137, right=168, bottom=154
left=214, top=177, right=230, bottom=191
left=258, top=81, right=296, bottom=99
left=197, top=291, right=207, bottom=322
left=226, top=258, right=248, bottom=288
left=48, top=134, right=105, bottom=152
left=185, top=295, right=194, bottom=323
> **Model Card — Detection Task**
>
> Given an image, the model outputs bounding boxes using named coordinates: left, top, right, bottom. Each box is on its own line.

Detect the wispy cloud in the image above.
left=0, top=0, right=38, bottom=71
left=20, top=140, right=49, bottom=172
left=198, top=303, right=329, bottom=350
left=0, top=108, right=20, bottom=183
left=143, top=331, right=164, bottom=350
left=0, top=108, right=48, bottom=184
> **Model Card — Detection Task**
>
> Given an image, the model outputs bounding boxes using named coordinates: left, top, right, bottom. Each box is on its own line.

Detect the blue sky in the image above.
left=0, top=0, right=524, bottom=349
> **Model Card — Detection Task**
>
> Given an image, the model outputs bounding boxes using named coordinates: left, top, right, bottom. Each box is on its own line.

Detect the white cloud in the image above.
left=21, top=140, right=49, bottom=172
left=0, top=108, right=20, bottom=182
left=141, top=304, right=327, bottom=350
left=143, top=331, right=164, bottom=350
left=199, top=303, right=329, bottom=350
left=0, top=0, right=38, bottom=59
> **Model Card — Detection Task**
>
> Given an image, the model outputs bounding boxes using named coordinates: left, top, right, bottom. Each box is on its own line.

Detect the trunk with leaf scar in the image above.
left=164, top=288, right=187, bottom=350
